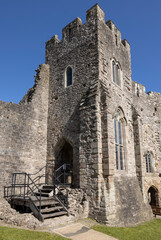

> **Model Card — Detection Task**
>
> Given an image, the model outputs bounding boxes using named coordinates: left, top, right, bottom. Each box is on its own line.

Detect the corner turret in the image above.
left=86, top=4, right=105, bottom=23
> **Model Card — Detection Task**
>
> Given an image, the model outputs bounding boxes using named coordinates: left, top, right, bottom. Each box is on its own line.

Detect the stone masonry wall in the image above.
left=132, top=87, right=161, bottom=205
left=0, top=64, right=49, bottom=197
left=93, top=6, right=154, bottom=225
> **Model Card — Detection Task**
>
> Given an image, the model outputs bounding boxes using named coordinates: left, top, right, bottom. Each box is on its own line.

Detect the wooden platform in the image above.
left=10, top=185, right=68, bottom=221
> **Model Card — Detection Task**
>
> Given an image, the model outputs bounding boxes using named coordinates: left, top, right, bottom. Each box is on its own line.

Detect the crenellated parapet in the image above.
left=46, top=4, right=130, bottom=52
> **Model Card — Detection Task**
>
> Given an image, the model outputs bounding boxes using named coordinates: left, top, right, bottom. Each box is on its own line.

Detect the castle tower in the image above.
left=45, top=4, right=153, bottom=225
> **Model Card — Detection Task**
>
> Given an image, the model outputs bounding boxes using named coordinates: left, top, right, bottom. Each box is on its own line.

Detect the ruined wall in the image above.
left=132, top=84, right=161, bottom=205
left=0, top=64, right=49, bottom=196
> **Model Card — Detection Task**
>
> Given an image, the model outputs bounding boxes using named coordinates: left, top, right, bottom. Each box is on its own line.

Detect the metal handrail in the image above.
left=4, top=164, right=70, bottom=218
left=29, top=165, right=46, bottom=176
left=4, top=166, right=46, bottom=220
left=54, top=182, right=69, bottom=211
left=53, top=163, right=71, bottom=210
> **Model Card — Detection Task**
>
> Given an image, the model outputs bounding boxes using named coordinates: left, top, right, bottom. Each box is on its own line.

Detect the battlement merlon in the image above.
left=62, top=17, right=82, bottom=42
left=46, top=34, right=60, bottom=46
left=86, top=3, right=105, bottom=23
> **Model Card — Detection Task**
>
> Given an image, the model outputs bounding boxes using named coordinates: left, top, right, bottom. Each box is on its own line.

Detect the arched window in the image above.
left=145, top=152, right=153, bottom=173
left=112, top=60, right=121, bottom=86
left=66, top=66, right=73, bottom=87
left=114, top=108, right=125, bottom=170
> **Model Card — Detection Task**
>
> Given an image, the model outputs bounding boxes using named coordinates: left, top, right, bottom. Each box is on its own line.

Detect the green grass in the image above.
left=0, top=226, right=68, bottom=240
left=92, top=219, right=161, bottom=240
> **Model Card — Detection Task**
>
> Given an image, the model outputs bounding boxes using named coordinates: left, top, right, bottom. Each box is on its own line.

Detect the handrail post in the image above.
left=27, top=174, right=29, bottom=196
left=24, top=173, right=26, bottom=200
left=64, top=169, right=65, bottom=185
left=11, top=174, right=13, bottom=197
left=13, top=174, right=16, bottom=197
left=67, top=189, right=68, bottom=209
left=53, top=168, right=56, bottom=196
left=39, top=190, right=41, bottom=214
left=63, top=164, right=66, bottom=185
left=52, top=163, right=71, bottom=212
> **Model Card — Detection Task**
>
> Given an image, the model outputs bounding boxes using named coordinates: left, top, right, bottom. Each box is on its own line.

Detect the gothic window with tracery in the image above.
left=114, top=108, right=125, bottom=170
left=145, top=153, right=153, bottom=173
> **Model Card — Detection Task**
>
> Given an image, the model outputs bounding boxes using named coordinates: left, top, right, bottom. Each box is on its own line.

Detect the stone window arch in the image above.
left=112, top=59, right=121, bottom=87
left=65, top=66, right=73, bottom=87
left=114, top=107, right=126, bottom=170
left=144, top=152, right=154, bottom=173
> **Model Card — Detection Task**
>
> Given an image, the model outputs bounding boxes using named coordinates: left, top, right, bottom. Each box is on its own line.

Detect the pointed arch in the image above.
left=113, top=106, right=127, bottom=124
left=113, top=107, right=126, bottom=170
left=54, top=137, right=73, bottom=185
left=148, top=186, right=159, bottom=207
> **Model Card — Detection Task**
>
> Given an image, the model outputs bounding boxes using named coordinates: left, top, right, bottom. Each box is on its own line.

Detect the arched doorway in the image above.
left=148, top=186, right=159, bottom=207
left=55, top=140, right=73, bottom=185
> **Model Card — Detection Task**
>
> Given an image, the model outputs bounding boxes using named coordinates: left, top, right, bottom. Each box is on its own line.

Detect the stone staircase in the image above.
left=8, top=184, right=68, bottom=221
left=4, top=165, right=70, bottom=222
left=31, top=185, right=68, bottom=220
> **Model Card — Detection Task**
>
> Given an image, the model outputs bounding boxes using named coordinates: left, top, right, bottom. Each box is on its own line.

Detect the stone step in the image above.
left=42, top=211, right=67, bottom=219
left=40, top=189, right=52, bottom=193
left=42, top=185, right=54, bottom=190
left=41, top=206, right=63, bottom=213
left=30, top=196, right=53, bottom=201
left=34, top=199, right=59, bottom=207
left=35, top=192, right=49, bottom=197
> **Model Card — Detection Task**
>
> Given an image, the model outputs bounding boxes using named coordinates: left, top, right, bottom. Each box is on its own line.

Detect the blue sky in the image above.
left=0, top=0, right=161, bottom=103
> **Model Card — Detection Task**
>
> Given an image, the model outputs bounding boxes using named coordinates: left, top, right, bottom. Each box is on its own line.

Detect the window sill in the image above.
left=64, top=84, right=73, bottom=89
left=145, top=172, right=156, bottom=177
left=115, top=169, right=126, bottom=175
left=112, top=81, right=122, bottom=91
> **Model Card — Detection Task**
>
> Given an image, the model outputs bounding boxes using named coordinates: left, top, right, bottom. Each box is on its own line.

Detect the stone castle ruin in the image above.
left=1, top=4, right=161, bottom=226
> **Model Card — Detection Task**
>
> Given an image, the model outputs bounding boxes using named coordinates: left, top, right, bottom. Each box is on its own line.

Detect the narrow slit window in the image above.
left=66, top=67, right=73, bottom=87
left=115, top=34, right=118, bottom=46
left=145, top=155, right=148, bottom=172
left=116, top=65, right=120, bottom=86
left=69, top=28, right=72, bottom=42
left=112, top=60, right=121, bottom=86
left=112, top=61, right=115, bottom=83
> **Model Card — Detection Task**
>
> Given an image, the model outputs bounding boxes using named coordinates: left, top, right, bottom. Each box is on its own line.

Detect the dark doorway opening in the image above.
left=55, top=140, right=73, bottom=186
left=148, top=186, right=159, bottom=207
